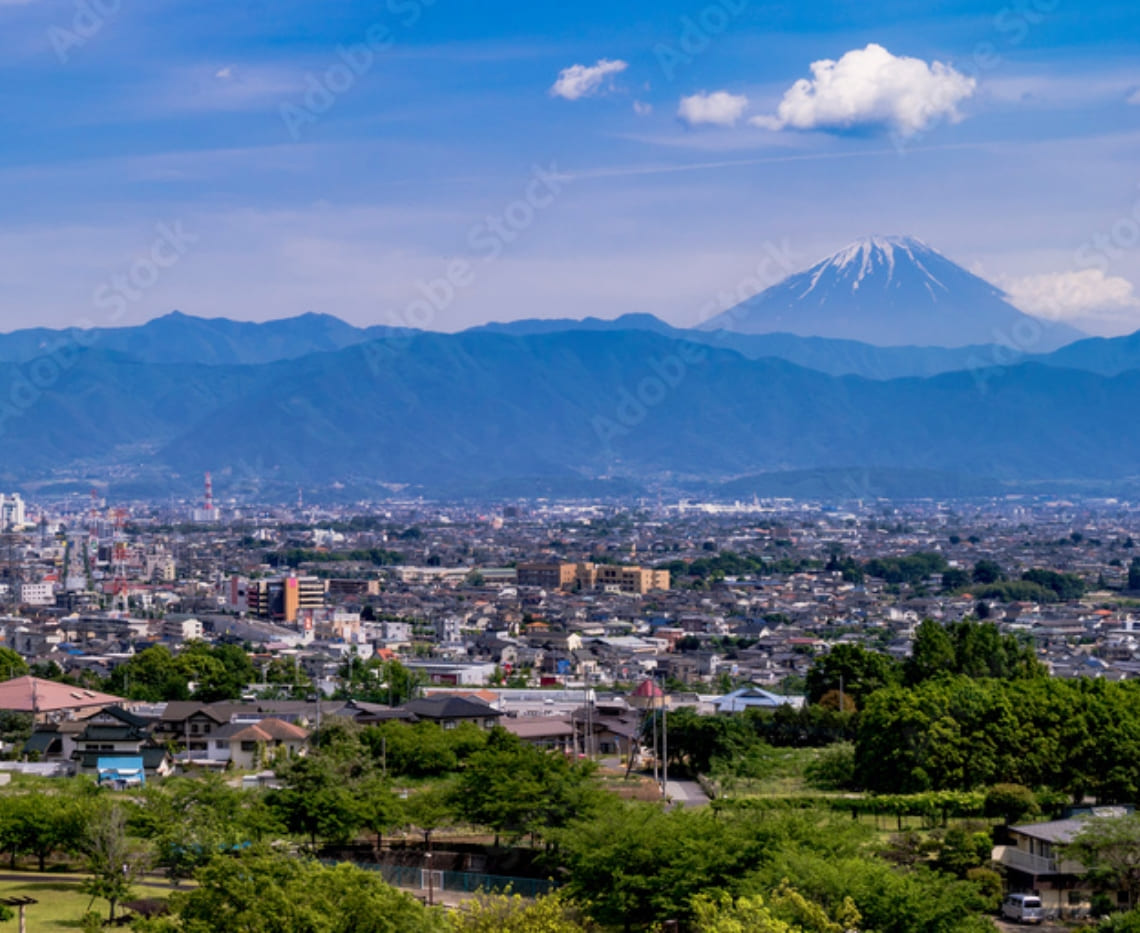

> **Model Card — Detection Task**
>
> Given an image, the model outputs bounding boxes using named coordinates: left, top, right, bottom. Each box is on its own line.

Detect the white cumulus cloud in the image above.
left=678, top=90, right=749, bottom=127
left=550, top=59, right=628, bottom=101
left=1001, top=269, right=1140, bottom=335
left=750, top=43, right=976, bottom=138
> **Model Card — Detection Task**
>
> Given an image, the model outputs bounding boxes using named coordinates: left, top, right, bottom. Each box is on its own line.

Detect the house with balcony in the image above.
left=992, top=808, right=1132, bottom=916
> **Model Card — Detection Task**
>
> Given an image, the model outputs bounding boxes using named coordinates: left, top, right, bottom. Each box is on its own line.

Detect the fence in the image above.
left=327, top=860, right=559, bottom=899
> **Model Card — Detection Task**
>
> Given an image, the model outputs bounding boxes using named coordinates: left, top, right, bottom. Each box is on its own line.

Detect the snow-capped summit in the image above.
left=702, top=236, right=1085, bottom=349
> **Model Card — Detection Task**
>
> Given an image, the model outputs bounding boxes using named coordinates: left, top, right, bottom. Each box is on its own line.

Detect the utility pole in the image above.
left=661, top=684, right=669, bottom=797
left=651, top=695, right=659, bottom=786
left=584, top=676, right=592, bottom=758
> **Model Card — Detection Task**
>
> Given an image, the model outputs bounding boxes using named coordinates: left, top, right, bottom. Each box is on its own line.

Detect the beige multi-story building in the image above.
left=516, top=561, right=668, bottom=595
left=324, top=578, right=381, bottom=600
left=516, top=562, right=583, bottom=589
left=246, top=575, right=324, bottom=624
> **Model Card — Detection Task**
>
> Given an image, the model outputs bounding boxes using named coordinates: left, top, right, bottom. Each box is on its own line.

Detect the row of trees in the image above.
left=25, top=643, right=430, bottom=706
left=856, top=675, right=1140, bottom=798
left=548, top=798, right=997, bottom=932
left=803, top=620, right=1041, bottom=706
left=650, top=706, right=855, bottom=779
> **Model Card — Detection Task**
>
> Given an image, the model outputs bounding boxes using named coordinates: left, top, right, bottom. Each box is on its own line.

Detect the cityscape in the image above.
left=0, top=0, right=1139, bottom=929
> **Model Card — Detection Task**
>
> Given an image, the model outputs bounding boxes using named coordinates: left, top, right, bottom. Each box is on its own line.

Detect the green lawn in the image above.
left=0, top=877, right=171, bottom=931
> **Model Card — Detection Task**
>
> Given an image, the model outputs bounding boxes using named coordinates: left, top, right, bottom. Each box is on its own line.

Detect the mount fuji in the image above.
left=701, top=235, right=1085, bottom=350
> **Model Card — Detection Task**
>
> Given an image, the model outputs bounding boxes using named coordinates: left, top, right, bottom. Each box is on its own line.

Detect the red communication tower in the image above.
left=204, top=472, right=214, bottom=516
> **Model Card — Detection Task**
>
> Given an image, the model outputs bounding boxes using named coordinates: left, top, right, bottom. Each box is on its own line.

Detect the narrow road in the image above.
left=664, top=778, right=710, bottom=808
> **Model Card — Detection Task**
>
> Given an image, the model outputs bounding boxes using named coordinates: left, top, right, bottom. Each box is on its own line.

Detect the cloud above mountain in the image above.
left=550, top=59, right=628, bottom=100
left=750, top=44, right=976, bottom=137
left=678, top=91, right=749, bottom=127
left=1001, top=268, right=1140, bottom=335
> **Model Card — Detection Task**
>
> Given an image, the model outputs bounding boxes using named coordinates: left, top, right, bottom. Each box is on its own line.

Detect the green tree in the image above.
left=972, top=560, right=1004, bottom=585
left=141, top=850, right=447, bottom=933
left=356, top=775, right=405, bottom=857
left=267, top=756, right=362, bottom=848
left=1129, top=558, right=1140, bottom=592
left=8, top=791, right=88, bottom=871
left=80, top=803, right=150, bottom=923
left=454, top=728, right=601, bottom=844
left=941, top=569, right=971, bottom=592
left=690, top=892, right=798, bottom=933
left=0, top=646, right=29, bottom=680
left=905, top=620, right=956, bottom=686
left=935, top=827, right=992, bottom=877
left=983, top=784, right=1039, bottom=825
left=804, top=644, right=901, bottom=707
left=133, top=775, right=280, bottom=884
left=1066, top=815, right=1140, bottom=910
left=448, top=891, right=593, bottom=932
left=404, top=785, right=455, bottom=852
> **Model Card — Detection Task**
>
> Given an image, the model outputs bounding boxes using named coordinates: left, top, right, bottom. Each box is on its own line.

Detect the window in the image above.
left=240, top=741, right=257, bottom=752
left=214, top=741, right=226, bottom=749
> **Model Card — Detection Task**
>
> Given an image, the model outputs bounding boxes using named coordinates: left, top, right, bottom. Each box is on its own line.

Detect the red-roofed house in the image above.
left=628, top=678, right=667, bottom=710
left=0, top=676, right=124, bottom=719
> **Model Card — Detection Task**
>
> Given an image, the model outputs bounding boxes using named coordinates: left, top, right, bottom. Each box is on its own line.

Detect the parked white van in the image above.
left=1001, top=893, right=1044, bottom=924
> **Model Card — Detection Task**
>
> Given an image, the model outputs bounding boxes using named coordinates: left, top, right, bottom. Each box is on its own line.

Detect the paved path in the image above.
left=664, top=778, right=710, bottom=808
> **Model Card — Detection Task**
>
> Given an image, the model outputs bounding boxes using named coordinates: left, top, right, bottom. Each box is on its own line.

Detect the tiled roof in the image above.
left=0, top=676, right=123, bottom=713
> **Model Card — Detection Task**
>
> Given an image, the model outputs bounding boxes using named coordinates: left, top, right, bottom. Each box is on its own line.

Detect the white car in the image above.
left=1001, top=893, right=1044, bottom=924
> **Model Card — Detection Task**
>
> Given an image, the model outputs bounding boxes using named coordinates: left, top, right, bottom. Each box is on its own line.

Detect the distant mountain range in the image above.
left=701, top=235, right=1085, bottom=350
left=0, top=310, right=411, bottom=366
left=5, top=308, right=1132, bottom=381
left=3, top=232, right=1136, bottom=501
left=3, top=321, right=1140, bottom=498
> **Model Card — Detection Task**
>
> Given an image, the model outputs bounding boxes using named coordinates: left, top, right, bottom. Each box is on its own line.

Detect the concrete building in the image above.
left=163, top=617, right=204, bottom=642
left=517, top=561, right=669, bottom=595
left=325, top=578, right=381, bottom=600
left=246, top=575, right=324, bottom=624
left=16, top=582, right=54, bottom=606
left=0, top=494, right=25, bottom=529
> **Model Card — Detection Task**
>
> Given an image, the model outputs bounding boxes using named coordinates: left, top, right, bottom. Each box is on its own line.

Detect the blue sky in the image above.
left=1, top=0, right=1139, bottom=335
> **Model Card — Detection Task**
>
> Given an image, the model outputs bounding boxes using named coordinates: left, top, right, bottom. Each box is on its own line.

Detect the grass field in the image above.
left=0, top=877, right=171, bottom=931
